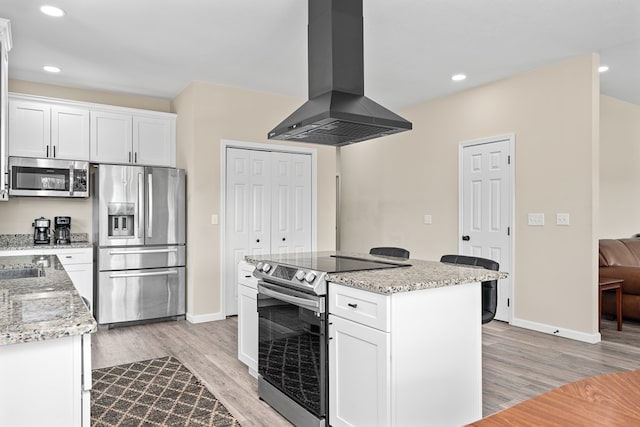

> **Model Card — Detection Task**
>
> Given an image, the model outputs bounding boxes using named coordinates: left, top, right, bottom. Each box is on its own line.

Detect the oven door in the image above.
left=257, top=280, right=327, bottom=421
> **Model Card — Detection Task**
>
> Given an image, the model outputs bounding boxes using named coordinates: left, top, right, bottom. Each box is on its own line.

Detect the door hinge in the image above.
left=508, top=155, right=511, bottom=165
left=507, top=298, right=510, bottom=307
left=507, top=226, right=510, bottom=236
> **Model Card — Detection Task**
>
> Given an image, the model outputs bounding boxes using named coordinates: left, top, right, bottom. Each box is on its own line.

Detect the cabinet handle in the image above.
left=46, top=146, right=49, bottom=157
left=129, top=152, right=132, bottom=163
left=53, top=146, right=56, bottom=158
left=282, top=237, right=286, bottom=241
left=135, top=152, right=138, bottom=163
left=65, top=255, right=73, bottom=258
left=244, top=275, right=251, bottom=278
left=256, top=239, right=260, bottom=243
left=347, top=303, right=358, bottom=308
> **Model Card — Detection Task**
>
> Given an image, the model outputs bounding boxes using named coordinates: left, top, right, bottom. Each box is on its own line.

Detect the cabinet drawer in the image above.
left=55, top=250, right=92, bottom=265
left=329, top=283, right=390, bottom=332
left=238, top=261, right=258, bottom=289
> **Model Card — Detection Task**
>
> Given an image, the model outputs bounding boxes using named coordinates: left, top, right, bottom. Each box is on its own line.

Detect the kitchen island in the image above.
left=0, top=254, right=96, bottom=427
left=242, top=252, right=506, bottom=427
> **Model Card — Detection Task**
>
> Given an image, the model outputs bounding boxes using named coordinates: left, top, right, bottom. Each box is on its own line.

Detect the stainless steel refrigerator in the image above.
left=93, top=164, right=186, bottom=327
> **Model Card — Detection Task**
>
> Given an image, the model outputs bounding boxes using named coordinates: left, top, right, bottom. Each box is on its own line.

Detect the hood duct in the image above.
left=268, top=0, right=412, bottom=146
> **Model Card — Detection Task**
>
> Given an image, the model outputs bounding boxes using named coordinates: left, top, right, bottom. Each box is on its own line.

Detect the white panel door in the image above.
left=225, top=148, right=271, bottom=316
left=271, top=152, right=312, bottom=254
left=461, top=139, right=512, bottom=322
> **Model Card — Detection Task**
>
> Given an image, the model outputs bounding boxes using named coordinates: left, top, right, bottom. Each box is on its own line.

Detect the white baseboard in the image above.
left=186, top=312, right=225, bottom=324
left=511, top=317, right=601, bottom=344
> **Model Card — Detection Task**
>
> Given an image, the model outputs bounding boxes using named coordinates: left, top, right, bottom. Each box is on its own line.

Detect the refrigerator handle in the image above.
left=138, top=173, right=144, bottom=238
left=148, top=173, right=153, bottom=238
left=109, top=270, right=179, bottom=279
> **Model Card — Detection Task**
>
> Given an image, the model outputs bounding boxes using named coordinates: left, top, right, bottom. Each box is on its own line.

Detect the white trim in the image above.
left=9, top=92, right=176, bottom=118
left=458, top=133, right=515, bottom=324
left=186, top=312, right=225, bottom=324
left=219, top=139, right=318, bottom=317
left=511, top=317, right=601, bottom=344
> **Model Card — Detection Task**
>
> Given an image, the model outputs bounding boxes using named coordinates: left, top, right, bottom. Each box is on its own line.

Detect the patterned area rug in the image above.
left=92, top=356, right=241, bottom=426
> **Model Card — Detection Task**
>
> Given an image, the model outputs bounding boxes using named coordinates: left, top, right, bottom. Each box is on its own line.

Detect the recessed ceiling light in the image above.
left=451, top=73, right=467, bottom=82
left=598, top=65, right=610, bottom=73
left=43, top=65, right=61, bottom=73
left=40, top=5, right=66, bottom=17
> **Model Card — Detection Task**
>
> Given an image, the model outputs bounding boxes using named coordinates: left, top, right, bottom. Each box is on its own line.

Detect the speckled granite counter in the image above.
left=245, top=251, right=507, bottom=294
left=0, top=233, right=92, bottom=251
left=0, top=254, right=97, bottom=346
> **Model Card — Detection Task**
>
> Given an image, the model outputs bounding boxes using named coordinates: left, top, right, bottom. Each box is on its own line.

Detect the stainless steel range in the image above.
left=253, top=253, right=408, bottom=427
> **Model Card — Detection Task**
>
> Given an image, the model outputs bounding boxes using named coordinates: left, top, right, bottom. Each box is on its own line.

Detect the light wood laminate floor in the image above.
left=92, top=317, right=640, bottom=426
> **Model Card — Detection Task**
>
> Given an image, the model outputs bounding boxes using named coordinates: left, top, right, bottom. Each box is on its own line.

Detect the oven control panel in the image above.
left=254, top=261, right=325, bottom=295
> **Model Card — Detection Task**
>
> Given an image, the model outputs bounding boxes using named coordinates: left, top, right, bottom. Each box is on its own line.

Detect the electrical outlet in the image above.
left=528, top=213, right=545, bottom=226
left=423, top=214, right=432, bottom=225
left=556, top=213, right=570, bottom=226
left=211, top=214, right=218, bottom=225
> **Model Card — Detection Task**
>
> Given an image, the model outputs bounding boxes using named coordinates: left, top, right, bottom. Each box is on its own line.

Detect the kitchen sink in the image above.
left=0, top=268, right=44, bottom=280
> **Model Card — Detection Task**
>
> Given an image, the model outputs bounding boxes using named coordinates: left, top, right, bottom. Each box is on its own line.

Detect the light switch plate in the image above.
left=423, top=214, right=432, bottom=225
left=557, top=213, right=570, bottom=225
left=528, top=213, right=545, bottom=226
left=211, top=214, right=219, bottom=225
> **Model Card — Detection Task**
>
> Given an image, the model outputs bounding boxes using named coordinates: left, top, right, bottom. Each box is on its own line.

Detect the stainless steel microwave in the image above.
left=9, top=157, right=89, bottom=198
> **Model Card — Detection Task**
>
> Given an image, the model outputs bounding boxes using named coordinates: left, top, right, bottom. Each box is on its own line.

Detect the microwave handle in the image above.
left=69, top=167, right=74, bottom=196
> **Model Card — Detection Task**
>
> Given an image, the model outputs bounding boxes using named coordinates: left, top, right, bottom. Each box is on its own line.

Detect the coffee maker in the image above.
left=33, top=217, right=51, bottom=245
left=54, top=216, right=71, bottom=245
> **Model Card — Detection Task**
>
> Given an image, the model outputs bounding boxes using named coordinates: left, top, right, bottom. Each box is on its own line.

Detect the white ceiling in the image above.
left=2, top=0, right=639, bottom=108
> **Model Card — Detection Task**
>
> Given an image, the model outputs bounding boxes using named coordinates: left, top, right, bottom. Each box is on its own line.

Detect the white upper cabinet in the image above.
left=9, top=97, right=89, bottom=160
left=133, top=115, right=175, bottom=167
left=90, top=110, right=133, bottom=164
left=7, top=93, right=176, bottom=167
left=91, top=110, right=175, bottom=167
left=52, top=105, right=90, bottom=160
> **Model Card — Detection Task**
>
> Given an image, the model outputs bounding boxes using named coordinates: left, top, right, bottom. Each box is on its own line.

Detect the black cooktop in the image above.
left=270, top=254, right=409, bottom=274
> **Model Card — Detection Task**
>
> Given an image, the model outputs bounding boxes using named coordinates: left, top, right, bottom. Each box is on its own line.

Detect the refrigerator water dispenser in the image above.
left=107, top=203, right=135, bottom=237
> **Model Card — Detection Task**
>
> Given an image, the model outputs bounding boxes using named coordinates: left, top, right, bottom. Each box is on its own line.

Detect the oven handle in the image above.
left=258, top=283, right=323, bottom=312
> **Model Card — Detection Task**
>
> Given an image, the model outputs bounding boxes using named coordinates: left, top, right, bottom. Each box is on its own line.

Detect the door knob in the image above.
left=462, top=235, right=470, bottom=241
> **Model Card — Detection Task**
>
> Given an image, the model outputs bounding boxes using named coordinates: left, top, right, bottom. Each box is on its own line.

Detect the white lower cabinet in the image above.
left=329, top=314, right=390, bottom=427
left=0, top=333, right=92, bottom=426
left=237, top=261, right=258, bottom=376
left=56, top=248, right=94, bottom=313
left=328, top=281, right=483, bottom=427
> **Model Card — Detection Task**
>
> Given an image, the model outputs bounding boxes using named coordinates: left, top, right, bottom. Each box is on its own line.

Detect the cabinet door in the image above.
left=64, top=265, right=93, bottom=313
left=90, top=110, right=132, bottom=164
left=329, top=314, right=391, bottom=427
left=133, top=115, right=175, bottom=167
left=237, top=283, right=258, bottom=374
left=52, top=106, right=89, bottom=160
left=8, top=99, right=51, bottom=158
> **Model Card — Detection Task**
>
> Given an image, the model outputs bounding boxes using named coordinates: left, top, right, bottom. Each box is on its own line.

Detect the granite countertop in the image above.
left=0, top=254, right=97, bottom=346
left=0, top=233, right=92, bottom=251
left=246, top=251, right=507, bottom=294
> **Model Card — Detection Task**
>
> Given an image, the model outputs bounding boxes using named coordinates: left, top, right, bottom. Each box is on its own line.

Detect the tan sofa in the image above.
left=599, top=238, right=640, bottom=321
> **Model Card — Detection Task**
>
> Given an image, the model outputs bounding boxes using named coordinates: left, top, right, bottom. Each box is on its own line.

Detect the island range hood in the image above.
left=268, top=0, right=412, bottom=146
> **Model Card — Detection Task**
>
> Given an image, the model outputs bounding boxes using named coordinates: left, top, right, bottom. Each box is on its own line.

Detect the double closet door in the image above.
left=225, top=147, right=313, bottom=315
